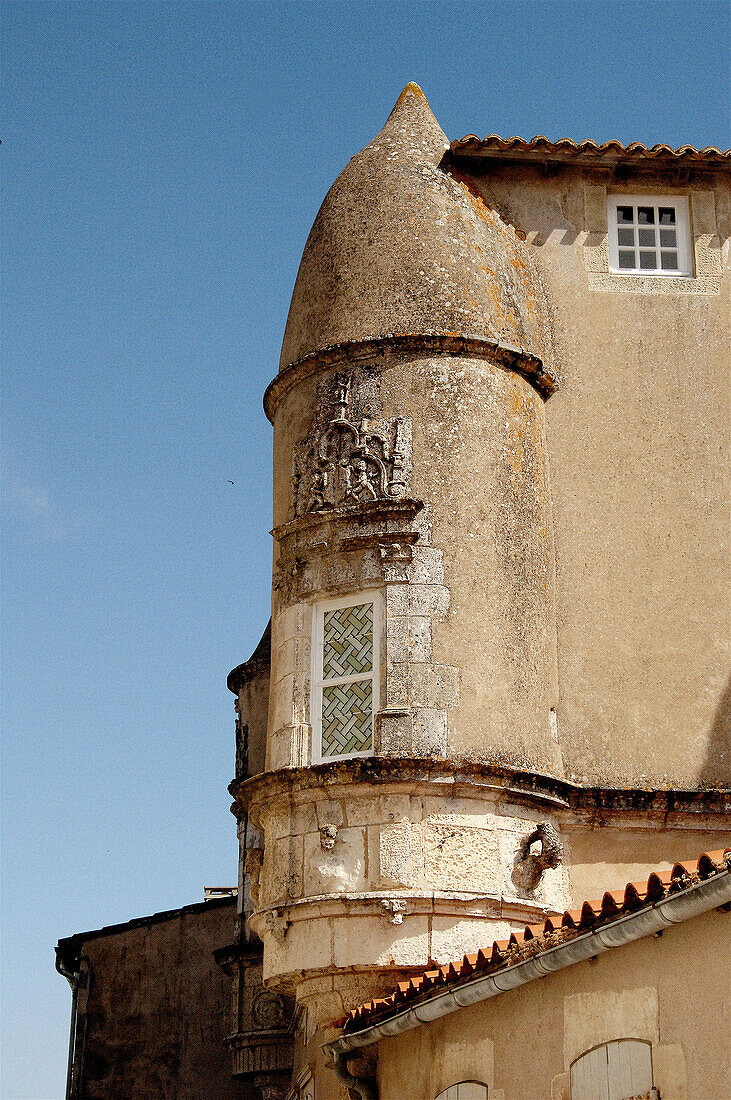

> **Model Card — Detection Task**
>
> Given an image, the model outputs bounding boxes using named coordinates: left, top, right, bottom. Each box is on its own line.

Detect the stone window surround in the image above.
left=268, top=496, right=456, bottom=770
left=435, top=1084, right=489, bottom=1100
left=583, top=180, right=722, bottom=293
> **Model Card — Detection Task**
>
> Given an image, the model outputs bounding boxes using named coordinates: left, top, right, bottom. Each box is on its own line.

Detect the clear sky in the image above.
left=1, top=1, right=728, bottom=1096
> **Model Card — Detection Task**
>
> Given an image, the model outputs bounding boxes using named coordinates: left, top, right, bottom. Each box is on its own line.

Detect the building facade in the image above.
left=58, top=84, right=730, bottom=1099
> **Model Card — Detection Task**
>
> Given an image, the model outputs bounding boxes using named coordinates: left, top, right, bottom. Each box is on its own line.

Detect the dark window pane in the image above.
left=659, top=228, right=677, bottom=247
left=617, top=206, right=634, bottom=224
left=637, top=206, right=655, bottom=224
left=639, top=250, right=657, bottom=269
left=618, top=249, right=636, bottom=269
left=617, top=228, right=634, bottom=246
left=661, top=251, right=679, bottom=270
left=638, top=228, right=656, bottom=247
left=659, top=207, right=676, bottom=225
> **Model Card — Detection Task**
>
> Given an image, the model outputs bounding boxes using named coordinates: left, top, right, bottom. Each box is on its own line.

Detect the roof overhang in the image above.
left=328, top=854, right=731, bottom=1056
left=450, top=135, right=731, bottom=174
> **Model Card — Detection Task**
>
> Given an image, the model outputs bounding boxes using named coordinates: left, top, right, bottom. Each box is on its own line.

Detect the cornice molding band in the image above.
left=263, top=333, right=556, bottom=423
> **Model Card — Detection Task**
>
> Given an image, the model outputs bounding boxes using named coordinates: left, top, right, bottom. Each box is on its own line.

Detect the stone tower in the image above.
left=225, top=84, right=730, bottom=1097
left=229, top=83, right=569, bottom=1096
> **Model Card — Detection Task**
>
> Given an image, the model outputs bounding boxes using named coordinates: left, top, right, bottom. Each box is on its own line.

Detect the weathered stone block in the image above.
left=314, top=799, right=345, bottom=828
left=304, top=826, right=366, bottom=894
left=275, top=634, right=310, bottom=681
left=332, top=913, right=430, bottom=968
left=423, top=823, right=500, bottom=892
left=275, top=603, right=306, bottom=643
left=267, top=728, right=292, bottom=771
left=376, top=708, right=413, bottom=754
left=377, top=821, right=424, bottom=888
left=412, top=707, right=448, bottom=756
left=262, top=835, right=304, bottom=904
left=430, top=917, right=512, bottom=964
left=406, top=546, right=444, bottom=585
left=269, top=673, right=296, bottom=734
left=386, top=583, right=450, bottom=618
left=264, top=917, right=332, bottom=980
left=290, top=800, right=320, bottom=835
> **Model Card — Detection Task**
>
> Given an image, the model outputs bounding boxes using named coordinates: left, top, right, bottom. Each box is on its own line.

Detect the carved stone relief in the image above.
left=245, top=848, right=264, bottom=907
left=264, top=908, right=290, bottom=942
left=252, top=989, right=289, bottom=1031
left=511, top=820, right=564, bottom=894
left=319, top=824, right=339, bottom=851
left=379, top=898, right=407, bottom=924
left=291, top=373, right=412, bottom=518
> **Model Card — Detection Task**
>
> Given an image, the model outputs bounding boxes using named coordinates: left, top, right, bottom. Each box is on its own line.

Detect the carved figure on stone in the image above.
left=258, top=1087, right=288, bottom=1100
left=291, top=373, right=411, bottom=516
left=244, top=847, right=264, bottom=907
left=512, top=821, right=564, bottom=894
left=263, top=908, right=289, bottom=942
left=379, top=898, right=407, bottom=924
left=319, top=823, right=339, bottom=851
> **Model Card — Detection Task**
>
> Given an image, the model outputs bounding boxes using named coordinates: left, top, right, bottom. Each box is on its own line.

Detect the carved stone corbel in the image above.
left=512, top=821, right=563, bottom=893
left=263, top=908, right=290, bottom=942
left=379, top=898, right=408, bottom=924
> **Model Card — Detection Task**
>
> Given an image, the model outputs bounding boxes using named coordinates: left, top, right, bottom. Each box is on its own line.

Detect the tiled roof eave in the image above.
left=331, top=850, right=731, bottom=1053
left=450, top=134, right=731, bottom=170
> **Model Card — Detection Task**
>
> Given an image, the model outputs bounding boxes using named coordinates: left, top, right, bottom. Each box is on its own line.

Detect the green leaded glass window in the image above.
left=313, top=596, right=378, bottom=761
left=322, top=603, right=373, bottom=677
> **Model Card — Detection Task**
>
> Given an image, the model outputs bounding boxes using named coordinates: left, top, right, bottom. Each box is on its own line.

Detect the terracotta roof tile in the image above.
left=451, top=134, right=730, bottom=166
left=342, top=850, right=730, bottom=1035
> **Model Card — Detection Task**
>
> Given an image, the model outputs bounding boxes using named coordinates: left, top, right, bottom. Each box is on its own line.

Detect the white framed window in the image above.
left=310, top=591, right=380, bottom=763
left=571, top=1039, right=653, bottom=1100
left=607, top=195, right=691, bottom=276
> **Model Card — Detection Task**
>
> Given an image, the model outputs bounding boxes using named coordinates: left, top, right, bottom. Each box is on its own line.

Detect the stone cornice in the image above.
left=229, top=756, right=731, bottom=823
left=264, top=333, right=557, bottom=423
left=271, top=497, right=424, bottom=546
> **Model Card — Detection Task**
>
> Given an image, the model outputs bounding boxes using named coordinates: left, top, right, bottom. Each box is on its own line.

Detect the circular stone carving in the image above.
left=252, top=990, right=288, bottom=1030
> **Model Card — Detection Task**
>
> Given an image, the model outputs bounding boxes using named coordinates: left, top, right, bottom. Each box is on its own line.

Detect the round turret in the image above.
left=238, top=86, right=567, bottom=1098
left=279, top=83, right=551, bottom=371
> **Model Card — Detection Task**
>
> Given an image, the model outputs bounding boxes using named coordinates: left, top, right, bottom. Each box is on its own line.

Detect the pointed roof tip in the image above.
left=277, top=74, right=550, bottom=372
left=377, top=81, right=447, bottom=155
left=397, top=81, right=427, bottom=103
left=389, top=80, right=436, bottom=123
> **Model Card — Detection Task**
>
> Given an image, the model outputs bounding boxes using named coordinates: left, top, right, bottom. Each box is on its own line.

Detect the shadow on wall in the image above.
left=700, top=670, right=731, bottom=789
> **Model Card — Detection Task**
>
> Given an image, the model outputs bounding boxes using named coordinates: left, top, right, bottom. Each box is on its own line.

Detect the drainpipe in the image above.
left=55, top=952, right=80, bottom=1100
left=332, top=1050, right=378, bottom=1099
left=55, top=952, right=89, bottom=1100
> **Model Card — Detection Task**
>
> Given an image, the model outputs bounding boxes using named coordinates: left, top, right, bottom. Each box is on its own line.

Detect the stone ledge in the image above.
left=264, top=332, right=557, bottom=422
left=230, top=757, right=731, bottom=820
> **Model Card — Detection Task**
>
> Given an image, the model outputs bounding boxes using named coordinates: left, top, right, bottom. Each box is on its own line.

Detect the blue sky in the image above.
left=2, top=1, right=729, bottom=1096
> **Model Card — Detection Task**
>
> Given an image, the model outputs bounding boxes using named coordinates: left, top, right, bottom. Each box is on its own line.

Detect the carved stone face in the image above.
left=319, top=824, right=338, bottom=851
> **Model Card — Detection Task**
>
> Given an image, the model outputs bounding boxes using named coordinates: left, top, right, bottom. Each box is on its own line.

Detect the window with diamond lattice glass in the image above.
left=310, top=592, right=380, bottom=763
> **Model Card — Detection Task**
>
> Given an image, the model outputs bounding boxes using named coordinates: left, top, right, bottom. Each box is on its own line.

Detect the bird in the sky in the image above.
left=227, top=480, right=235, bottom=485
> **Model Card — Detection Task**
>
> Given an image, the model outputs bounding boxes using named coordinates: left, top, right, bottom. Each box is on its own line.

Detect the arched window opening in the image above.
left=571, top=1039, right=654, bottom=1100
left=435, top=1084, right=488, bottom=1100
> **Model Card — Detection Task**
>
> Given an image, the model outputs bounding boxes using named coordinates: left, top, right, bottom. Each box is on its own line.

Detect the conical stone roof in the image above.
left=279, top=83, right=550, bottom=371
